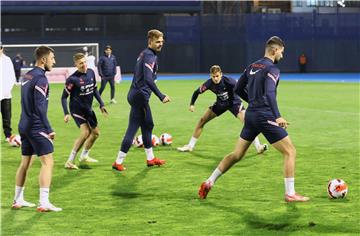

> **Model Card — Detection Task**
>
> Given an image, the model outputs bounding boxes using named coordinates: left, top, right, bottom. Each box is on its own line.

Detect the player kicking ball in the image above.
left=61, top=53, right=108, bottom=170
left=177, top=65, right=267, bottom=154
left=198, top=37, right=309, bottom=202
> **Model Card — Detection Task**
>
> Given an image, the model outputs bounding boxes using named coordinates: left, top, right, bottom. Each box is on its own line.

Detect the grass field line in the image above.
left=282, top=106, right=359, bottom=115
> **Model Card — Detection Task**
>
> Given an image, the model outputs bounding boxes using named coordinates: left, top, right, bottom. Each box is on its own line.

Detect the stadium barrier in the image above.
left=20, top=66, right=122, bottom=84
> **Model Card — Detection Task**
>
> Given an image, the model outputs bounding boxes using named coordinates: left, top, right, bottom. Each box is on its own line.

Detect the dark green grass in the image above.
left=1, top=80, right=359, bottom=235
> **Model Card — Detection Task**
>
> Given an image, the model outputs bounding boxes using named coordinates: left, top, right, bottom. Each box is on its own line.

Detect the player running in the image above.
left=112, top=29, right=170, bottom=171
left=61, top=53, right=108, bottom=170
left=12, top=46, right=62, bottom=212
left=177, top=65, right=267, bottom=154
left=198, top=36, right=309, bottom=202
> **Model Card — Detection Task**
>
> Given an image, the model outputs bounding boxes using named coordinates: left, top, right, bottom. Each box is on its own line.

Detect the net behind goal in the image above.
left=3, top=43, right=99, bottom=67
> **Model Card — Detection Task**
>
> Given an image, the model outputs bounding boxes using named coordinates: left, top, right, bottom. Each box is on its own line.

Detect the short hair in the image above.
left=266, top=36, right=285, bottom=49
left=147, top=29, right=163, bottom=40
left=104, top=45, right=112, bottom=50
left=34, top=46, right=54, bottom=61
left=210, top=65, right=222, bottom=74
left=73, top=53, right=85, bottom=62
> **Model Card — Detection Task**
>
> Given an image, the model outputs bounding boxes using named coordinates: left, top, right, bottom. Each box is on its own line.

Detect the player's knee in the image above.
left=18, top=162, right=29, bottom=171
left=198, top=118, right=206, bottom=128
left=81, top=129, right=90, bottom=139
left=40, top=157, right=54, bottom=168
left=147, top=123, right=154, bottom=130
left=92, top=129, right=100, bottom=139
left=284, top=145, right=296, bottom=158
left=232, top=151, right=244, bottom=162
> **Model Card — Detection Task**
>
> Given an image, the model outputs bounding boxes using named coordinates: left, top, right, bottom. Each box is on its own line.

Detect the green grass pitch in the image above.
left=1, top=79, right=359, bottom=235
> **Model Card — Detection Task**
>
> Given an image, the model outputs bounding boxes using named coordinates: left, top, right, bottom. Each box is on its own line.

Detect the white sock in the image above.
left=253, top=137, right=261, bottom=150
left=14, top=186, right=24, bottom=202
left=116, top=151, right=127, bottom=164
left=189, top=137, right=198, bottom=149
left=80, top=149, right=89, bottom=158
left=284, top=178, right=295, bottom=196
left=40, top=188, right=50, bottom=205
left=145, top=148, right=154, bottom=161
left=207, top=168, right=222, bottom=186
left=67, top=150, right=77, bottom=162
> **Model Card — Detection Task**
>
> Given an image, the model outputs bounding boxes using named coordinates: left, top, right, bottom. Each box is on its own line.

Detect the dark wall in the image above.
left=2, top=13, right=360, bottom=72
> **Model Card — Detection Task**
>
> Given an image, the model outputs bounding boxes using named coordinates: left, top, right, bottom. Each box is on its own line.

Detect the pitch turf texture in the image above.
left=1, top=79, right=359, bottom=235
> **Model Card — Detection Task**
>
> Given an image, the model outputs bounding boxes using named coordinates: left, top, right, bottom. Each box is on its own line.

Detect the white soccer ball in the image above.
left=133, top=135, right=143, bottom=148
left=152, top=134, right=160, bottom=147
left=9, top=134, right=21, bottom=147
left=160, top=133, right=173, bottom=145
left=327, top=179, right=348, bottom=199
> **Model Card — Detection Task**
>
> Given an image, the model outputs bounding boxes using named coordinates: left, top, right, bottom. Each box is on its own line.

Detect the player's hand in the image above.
left=189, top=105, right=195, bottom=112
left=162, top=95, right=171, bottom=103
left=48, top=132, right=56, bottom=140
left=64, top=114, right=70, bottom=123
left=100, top=106, right=109, bottom=117
left=276, top=117, right=289, bottom=129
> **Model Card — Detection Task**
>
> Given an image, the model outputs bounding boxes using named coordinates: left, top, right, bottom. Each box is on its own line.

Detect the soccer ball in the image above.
left=133, top=135, right=143, bottom=148
left=152, top=135, right=160, bottom=147
left=327, top=179, right=348, bottom=199
left=8, top=134, right=21, bottom=147
left=160, top=133, right=173, bottom=145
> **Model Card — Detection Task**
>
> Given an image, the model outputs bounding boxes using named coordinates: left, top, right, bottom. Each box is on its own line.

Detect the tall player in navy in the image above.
left=61, top=53, right=108, bottom=169
left=177, top=65, right=267, bottom=154
left=198, top=36, right=309, bottom=202
left=12, top=46, right=62, bottom=212
left=112, top=29, right=170, bottom=171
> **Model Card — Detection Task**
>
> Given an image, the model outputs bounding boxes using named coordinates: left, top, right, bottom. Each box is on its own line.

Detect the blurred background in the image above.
left=1, top=0, right=360, bottom=73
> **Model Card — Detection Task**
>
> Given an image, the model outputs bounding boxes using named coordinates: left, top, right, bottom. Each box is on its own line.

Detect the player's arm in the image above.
left=94, top=84, right=108, bottom=115
left=189, top=80, right=209, bottom=112
left=143, top=55, right=167, bottom=102
left=234, top=71, right=249, bottom=103
left=264, top=68, right=288, bottom=128
left=61, top=78, right=73, bottom=123
left=34, top=77, right=54, bottom=134
left=97, top=57, right=104, bottom=77
left=8, top=58, right=17, bottom=87
left=113, top=56, right=118, bottom=76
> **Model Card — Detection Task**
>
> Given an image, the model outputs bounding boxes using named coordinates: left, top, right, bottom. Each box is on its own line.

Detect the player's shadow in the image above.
left=2, top=163, right=88, bottom=235
left=205, top=200, right=354, bottom=234
left=188, top=151, right=220, bottom=160
left=185, top=152, right=260, bottom=171
left=205, top=201, right=302, bottom=235
left=111, top=168, right=150, bottom=199
left=2, top=210, right=44, bottom=235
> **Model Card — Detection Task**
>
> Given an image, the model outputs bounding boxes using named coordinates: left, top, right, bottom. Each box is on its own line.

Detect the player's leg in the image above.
left=199, top=137, right=252, bottom=199
left=271, top=136, right=309, bottom=202
left=79, top=126, right=100, bottom=163
left=261, top=114, right=309, bottom=202
left=177, top=107, right=217, bottom=152
left=109, top=77, right=116, bottom=103
left=79, top=111, right=100, bottom=163
left=199, top=110, right=260, bottom=199
left=112, top=106, right=141, bottom=171
left=1, top=98, right=12, bottom=141
left=37, top=153, right=62, bottom=212
left=236, top=109, right=267, bottom=154
left=98, top=78, right=108, bottom=96
left=15, top=71, right=20, bottom=83
left=13, top=154, right=36, bottom=209
left=27, top=131, right=61, bottom=212
left=141, top=103, right=165, bottom=167
left=65, top=121, right=90, bottom=169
